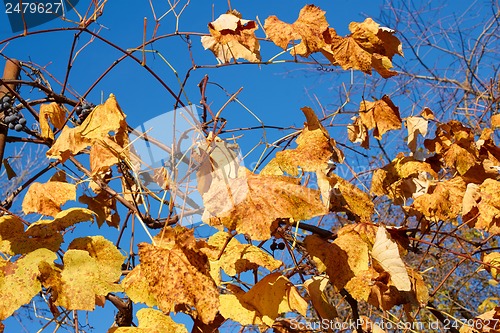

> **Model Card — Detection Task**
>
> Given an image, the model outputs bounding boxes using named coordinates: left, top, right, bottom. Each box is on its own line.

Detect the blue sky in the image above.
left=0, top=0, right=486, bottom=332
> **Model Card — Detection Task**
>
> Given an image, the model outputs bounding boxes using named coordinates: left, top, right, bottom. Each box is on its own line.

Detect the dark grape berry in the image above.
left=18, top=118, right=26, bottom=125
left=277, top=243, right=285, bottom=250
left=8, top=123, right=14, bottom=129
left=2, top=96, right=11, bottom=103
left=270, top=242, right=277, bottom=251
left=14, top=124, right=23, bottom=132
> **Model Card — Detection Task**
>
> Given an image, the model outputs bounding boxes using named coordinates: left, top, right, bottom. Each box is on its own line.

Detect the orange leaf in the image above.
left=136, top=227, right=219, bottom=324
left=264, top=5, right=329, bottom=57
left=359, top=95, right=402, bottom=139
left=39, top=103, right=66, bottom=140
left=22, top=181, right=76, bottom=217
left=202, top=168, right=327, bottom=240
left=201, top=10, right=261, bottom=63
left=321, top=18, right=403, bottom=78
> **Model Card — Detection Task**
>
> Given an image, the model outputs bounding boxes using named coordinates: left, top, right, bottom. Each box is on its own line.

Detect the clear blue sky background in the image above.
left=0, top=0, right=482, bottom=332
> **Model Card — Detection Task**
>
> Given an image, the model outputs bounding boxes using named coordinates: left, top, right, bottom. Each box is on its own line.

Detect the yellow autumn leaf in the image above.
left=108, top=308, right=188, bottom=333
left=405, top=116, right=428, bottom=153
left=0, top=215, right=62, bottom=255
left=40, top=236, right=124, bottom=311
left=482, top=253, right=500, bottom=279
left=474, top=179, right=500, bottom=234
left=371, top=226, right=411, bottom=291
left=135, top=227, right=219, bottom=324
left=264, top=5, right=328, bottom=57
left=201, top=10, right=261, bottom=63
left=0, top=248, right=57, bottom=320
left=203, top=167, right=327, bottom=240
left=22, top=181, right=76, bottom=217
left=79, top=191, right=120, bottom=228
left=320, top=173, right=374, bottom=221
left=443, top=143, right=477, bottom=175
left=39, top=102, right=66, bottom=140
left=321, top=18, right=402, bottom=78
left=262, top=107, right=344, bottom=177
left=304, top=276, right=338, bottom=320
left=347, top=116, right=369, bottom=149
left=220, top=273, right=307, bottom=327
left=26, top=207, right=95, bottom=237
left=411, top=176, right=466, bottom=221
left=359, top=95, right=402, bottom=140
left=121, top=264, right=157, bottom=307
left=46, top=94, right=128, bottom=162
left=207, top=232, right=282, bottom=285
left=304, top=232, right=369, bottom=290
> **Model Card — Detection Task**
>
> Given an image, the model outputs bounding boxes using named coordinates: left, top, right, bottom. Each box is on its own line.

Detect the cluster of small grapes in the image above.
left=270, top=240, right=286, bottom=251
left=1, top=95, right=26, bottom=132
left=74, top=102, right=95, bottom=125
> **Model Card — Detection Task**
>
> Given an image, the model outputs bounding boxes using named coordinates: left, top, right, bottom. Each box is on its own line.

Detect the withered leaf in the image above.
left=202, top=167, right=327, bottom=240
left=0, top=215, right=62, bottom=255
left=0, top=248, right=57, bottom=320
left=108, top=308, right=188, bottom=333
left=207, top=232, right=282, bottom=285
left=201, top=10, right=261, bottom=63
left=135, top=227, right=219, bottom=324
left=304, top=232, right=369, bottom=290
left=359, top=95, right=402, bottom=139
left=264, top=5, right=328, bottom=57
left=220, top=273, right=307, bottom=327
left=39, top=103, right=66, bottom=140
left=262, top=107, right=344, bottom=177
left=411, top=176, right=466, bottom=221
left=22, top=181, right=76, bottom=217
left=321, top=18, right=403, bottom=78
left=406, top=116, right=428, bottom=153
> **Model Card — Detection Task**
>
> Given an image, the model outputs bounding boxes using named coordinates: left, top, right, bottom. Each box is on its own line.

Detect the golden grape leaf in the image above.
left=359, top=95, right=402, bottom=139
left=347, top=116, right=369, bottom=149
left=424, top=120, right=476, bottom=155
left=321, top=18, right=403, bottom=78
left=304, top=276, right=338, bottom=320
left=22, top=181, right=76, bottom=217
left=304, top=232, right=369, bottom=290
left=207, top=232, right=282, bottom=285
left=0, top=215, right=62, bottom=255
left=371, top=155, right=437, bottom=203
left=410, top=176, right=466, bottom=221
left=46, top=126, right=91, bottom=162
left=26, top=208, right=95, bottom=237
left=262, top=107, right=344, bottom=177
left=322, top=173, right=374, bottom=221
left=108, top=308, right=188, bottom=333
left=474, top=179, right=500, bottom=234
left=264, top=5, right=328, bottom=57
left=202, top=167, right=327, bottom=240
left=79, top=94, right=127, bottom=141
left=443, top=143, right=477, bottom=175
left=0, top=248, right=57, bottom=320
left=41, top=236, right=124, bottom=310
left=492, top=114, right=500, bottom=128
left=79, top=191, right=120, bottom=228
left=135, top=227, right=219, bottom=324
left=46, top=94, right=128, bottom=162
left=121, top=264, right=157, bottom=307
left=220, top=273, right=307, bottom=327
left=371, top=226, right=411, bottom=291
left=405, top=116, right=428, bottom=153
left=39, top=102, right=66, bottom=140
left=201, top=10, right=261, bottom=63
